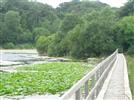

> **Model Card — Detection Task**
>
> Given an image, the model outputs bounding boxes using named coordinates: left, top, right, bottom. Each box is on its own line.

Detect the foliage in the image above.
left=36, top=35, right=53, bottom=55
left=3, top=42, right=15, bottom=49
left=0, top=0, right=134, bottom=58
left=119, top=0, right=134, bottom=17
left=48, top=7, right=118, bottom=58
left=0, top=62, right=91, bottom=95
left=127, top=46, right=134, bottom=55
left=60, top=14, right=82, bottom=33
left=36, top=0, right=133, bottom=58
left=33, top=27, right=50, bottom=42
left=114, top=16, right=134, bottom=53
left=2, top=10, right=22, bottom=44
left=57, top=1, right=108, bottom=17
left=47, top=34, right=65, bottom=56
left=15, top=43, right=34, bottom=49
left=127, top=56, right=134, bottom=98
left=0, top=0, right=59, bottom=48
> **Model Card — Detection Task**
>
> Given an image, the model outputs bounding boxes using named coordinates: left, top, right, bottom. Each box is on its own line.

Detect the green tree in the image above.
left=3, top=42, right=15, bottom=49
left=33, top=27, right=50, bottom=42
left=47, top=34, right=64, bottom=56
left=127, top=45, right=134, bottom=55
left=3, top=10, right=22, bottom=44
left=19, top=30, right=33, bottom=43
left=47, top=14, right=82, bottom=56
left=114, top=16, right=134, bottom=52
left=67, top=7, right=117, bottom=58
left=60, top=14, right=81, bottom=33
left=57, top=1, right=108, bottom=17
left=0, top=13, right=5, bottom=45
left=119, top=0, right=134, bottom=17
left=36, top=35, right=54, bottom=55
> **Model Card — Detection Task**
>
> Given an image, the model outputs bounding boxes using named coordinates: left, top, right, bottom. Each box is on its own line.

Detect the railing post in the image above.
left=75, top=89, right=81, bottom=100
left=85, top=80, right=89, bottom=98
left=96, top=71, right=99, bottom=81
left=91, top=75, right=95, bottom=88
left=60, top=50, right=117, bottom=100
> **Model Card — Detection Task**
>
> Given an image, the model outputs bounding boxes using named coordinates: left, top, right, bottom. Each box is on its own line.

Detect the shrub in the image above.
left=3, top=42, right=15, bottom=49
left=36, top=36, right=49, bottom=55
left=36, top=35, right=55, bottom=55
left=127, top=46, right=134, bottom=55
left=16, top=44, right=34, bottom=49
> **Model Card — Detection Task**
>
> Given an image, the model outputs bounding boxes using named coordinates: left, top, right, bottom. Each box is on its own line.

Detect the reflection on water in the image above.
left=1, top=53, right=38, bottom=61
left=0, top=51, right=69, bottom=67
left=0, top=52, right=43, bottom=67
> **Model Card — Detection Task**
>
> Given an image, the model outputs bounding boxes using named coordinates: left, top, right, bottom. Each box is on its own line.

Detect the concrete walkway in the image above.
left=97, top=54, right=132, bottom=100
left=104, top=54, right=125, bottom=100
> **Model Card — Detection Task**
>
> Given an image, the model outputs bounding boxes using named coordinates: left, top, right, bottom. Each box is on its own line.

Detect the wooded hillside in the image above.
left=0, top=0, right=134, bottom=58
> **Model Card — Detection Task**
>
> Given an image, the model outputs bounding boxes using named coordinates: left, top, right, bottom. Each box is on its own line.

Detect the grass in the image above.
left=0, top=62, right=92, bottom=96
left=127, top=56, right=134, bottom=99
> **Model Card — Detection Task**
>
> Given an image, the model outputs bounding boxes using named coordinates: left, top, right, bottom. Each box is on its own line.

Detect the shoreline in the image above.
left=0, top=49, right=38, bottom=54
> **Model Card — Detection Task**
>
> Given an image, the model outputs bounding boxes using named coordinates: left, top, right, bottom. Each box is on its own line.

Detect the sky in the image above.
left=37, top=0, right=127, bottom=8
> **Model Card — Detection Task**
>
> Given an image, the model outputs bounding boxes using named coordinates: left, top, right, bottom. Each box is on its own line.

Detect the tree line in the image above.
left=0, top=0, right=134, bottom=58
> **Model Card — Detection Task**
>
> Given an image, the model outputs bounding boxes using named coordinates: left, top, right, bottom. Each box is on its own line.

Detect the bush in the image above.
left=16, top=44, right=34, bottom=49
left=36, top=35, right=55, bottom=55
left=36, top=36, right=50, bottom=55
left=3, top=42, right=15, bottom=49
left=127, top=46, right=134, bottom=55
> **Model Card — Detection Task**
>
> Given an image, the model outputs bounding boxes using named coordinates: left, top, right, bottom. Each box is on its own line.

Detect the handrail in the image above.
left=60, top=49, right=118, bottom=100
left=86, top=55, right=116, bottom=100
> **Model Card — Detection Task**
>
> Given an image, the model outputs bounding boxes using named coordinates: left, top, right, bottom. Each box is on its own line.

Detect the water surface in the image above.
left=1, top=52, right=38, bottom=61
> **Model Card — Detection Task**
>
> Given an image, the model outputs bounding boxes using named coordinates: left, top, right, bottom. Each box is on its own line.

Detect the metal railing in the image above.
left=60, top=49, right=118, bottom=100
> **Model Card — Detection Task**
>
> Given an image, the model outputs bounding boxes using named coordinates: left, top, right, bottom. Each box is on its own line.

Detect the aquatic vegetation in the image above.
left=0, top=62, right=91, bottom=96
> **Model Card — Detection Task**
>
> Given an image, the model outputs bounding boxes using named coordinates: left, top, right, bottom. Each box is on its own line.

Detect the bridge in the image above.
left=60, top=50, right=132, bottom=100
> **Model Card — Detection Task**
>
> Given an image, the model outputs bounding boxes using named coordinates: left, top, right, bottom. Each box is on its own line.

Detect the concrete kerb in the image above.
left=123, top=55, right=132, bottom=100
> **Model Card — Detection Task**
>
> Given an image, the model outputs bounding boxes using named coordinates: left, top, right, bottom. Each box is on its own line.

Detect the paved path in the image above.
left=104, top=54, right=125, bottom=100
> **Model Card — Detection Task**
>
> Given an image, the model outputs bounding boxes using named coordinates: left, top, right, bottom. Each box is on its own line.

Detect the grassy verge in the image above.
left=0, top=62, right=92, bottom=96
left=127, top=56, right=134, bottom=99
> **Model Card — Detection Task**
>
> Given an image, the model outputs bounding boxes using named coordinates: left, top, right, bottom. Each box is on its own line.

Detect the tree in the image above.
left=3, top=10, right=22, bottom=44
left=127, top=45, right=134, bottom=55
left=36, top=35, right=54, bottom=55
left=0, top=13, right=5, bottom=45
left=2, top=0, right=133, bottom=58
left=0, top=0, right=59, bottom=47
left=47, top=34, right=64, bottom=56
left=57, top=1, right=108, bottom=17
left=66, top=7, right=117, bottom=58
left=33, top=27, right=50, bottom=42
left=60, top=14, right=81, bottom=34
left=119, top=0, right=134, bottom=17
left=46, top=14, right=82, bottom=56
left=19, top=30, right=33, bottom=43
left=114, top=16, right=134, bottom=52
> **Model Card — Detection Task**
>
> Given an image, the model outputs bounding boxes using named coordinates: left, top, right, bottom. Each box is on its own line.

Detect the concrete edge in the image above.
left=96, top=54, right=119, bottom=100
left=122, top=55, right=132, bottom=100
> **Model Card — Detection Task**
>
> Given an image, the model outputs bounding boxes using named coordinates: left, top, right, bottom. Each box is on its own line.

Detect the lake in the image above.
left=1, top=52, right=38, bottom=61
left=0, top=49, right=70, bottom=68
left=0, top=50, right=42, bottom=66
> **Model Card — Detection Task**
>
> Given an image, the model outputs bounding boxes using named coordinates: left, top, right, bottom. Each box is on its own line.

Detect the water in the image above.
left=1, top=52, right=38, bottom=61
left=0, top=51, right=42, bottom=67
left=0, top=50, right=69, bottom=67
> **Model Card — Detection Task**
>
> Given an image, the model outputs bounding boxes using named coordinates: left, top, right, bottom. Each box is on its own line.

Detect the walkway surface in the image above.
left=104, top=54, right=125, bottom=100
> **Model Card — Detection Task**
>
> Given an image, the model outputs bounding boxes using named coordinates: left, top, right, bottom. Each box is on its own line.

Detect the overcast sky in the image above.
left=37, top=0, right=127, bottom=8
